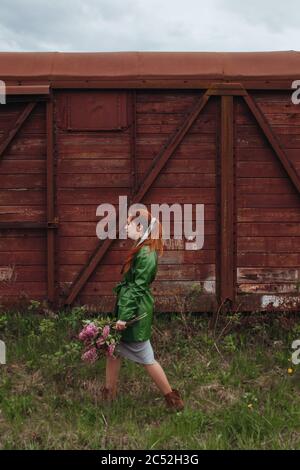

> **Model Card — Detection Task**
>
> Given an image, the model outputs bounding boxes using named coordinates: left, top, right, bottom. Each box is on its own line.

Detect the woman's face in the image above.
left=124, top=216, right=143, bottom=241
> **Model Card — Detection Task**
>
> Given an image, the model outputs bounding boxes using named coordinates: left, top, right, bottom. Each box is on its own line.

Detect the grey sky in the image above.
left=0, top=0, right=299, bottom=52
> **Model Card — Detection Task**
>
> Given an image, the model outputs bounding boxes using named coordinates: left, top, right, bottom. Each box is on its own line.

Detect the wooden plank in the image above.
left=56, top=188, right=216, bottom=205
left=0, top=236, right=47, bottom=251
left=236, top=148, right=300, bottom=163
left=0, top=174, right=46, bottom=189
left=59, top=249, right=215, bottom=266
left=237, top=267, right=300, bottom=282
left=137, top=112, right=216, bottom=132
left=237, top=124, right=300, bottom=136
left=72, top=280, right=216, bottom=296
left=237, top=178, right=297, bottom=195
left=0, top=251, right=46, bottom=264
left=0, top=206, right=46, bottom=222
left=75, top=294, right=218, bottom=313
left=235, top=293, right=300, bottom=312
left=136, top=92, right=216, bottom=113
left=59, top=263, right=216, bottom=282
left=237, top=283, right=299, bottom=294
left=56, top=158, right=216, bottom=174
left=0, top=266, right=46, bottom=282
left=0, top=222, right=51, bottom=229
left=0, top=282, right=47, bottom=296
left=238, top=222, right=300, bottom=236
left=237, top=162, right=286, bottom=178
left=138, top=158, right=216, bottom=174
left=56, top=173, right=216, bottom=188
left=0, top=136, right=46, bottom=157
left=0, top=190, right=46, bottom=205
left=237, top=111, right=300, bottom=126
left=238, top=236, right=300, bottom=252
left=0, top=160, right=46, bottom=173
left=238, top=194, right=300, bottom=208
left=237, top=207, right=300, bottom=222
left=238, top=253, right=300, bottom=267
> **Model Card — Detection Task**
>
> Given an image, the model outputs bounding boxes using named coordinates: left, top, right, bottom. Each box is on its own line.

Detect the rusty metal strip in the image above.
left=46, top=98, right=56, bottom=303
left=243, top=92, right=300, bottom=195
left=0, top=102, right=37, bottom=161
left=208, top=82, right=247, bottom=96
left=64, top=89, right=212, bottom=305
left=219, top=95, right=235, bottom=305
left=6, top=85, right=50, bottom=95
left=210, top=89, right=247, bottom=96
left=51, top=80, right=294, bottom=91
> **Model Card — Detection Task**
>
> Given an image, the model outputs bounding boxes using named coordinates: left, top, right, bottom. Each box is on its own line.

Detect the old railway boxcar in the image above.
left=0, top=51, right=300, bottom=313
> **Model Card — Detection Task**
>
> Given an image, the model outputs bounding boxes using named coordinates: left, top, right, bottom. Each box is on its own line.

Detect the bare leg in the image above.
left=105, top=355, right=122, bottom=397
left=143, top=360, right=173, bottom=395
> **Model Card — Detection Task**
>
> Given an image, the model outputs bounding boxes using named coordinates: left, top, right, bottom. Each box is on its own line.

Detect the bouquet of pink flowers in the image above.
left=78, top=313, right=147, bottom=364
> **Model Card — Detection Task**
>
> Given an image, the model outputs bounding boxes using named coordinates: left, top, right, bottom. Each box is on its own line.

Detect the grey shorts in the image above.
left=114, top=339, right=157, bottom=365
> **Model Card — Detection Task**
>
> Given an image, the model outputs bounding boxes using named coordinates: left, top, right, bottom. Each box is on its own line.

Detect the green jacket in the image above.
left=112, top=245, right=158, bottom=342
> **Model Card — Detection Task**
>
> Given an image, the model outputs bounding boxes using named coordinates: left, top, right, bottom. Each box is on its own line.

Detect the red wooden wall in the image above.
left=0, top=86, right=300, bottom=312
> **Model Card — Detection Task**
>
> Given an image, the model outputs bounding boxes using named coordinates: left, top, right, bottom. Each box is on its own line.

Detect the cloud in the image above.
left=217, top=0, right=300, bottom=32
left=0, top=0, right=298, bottom=52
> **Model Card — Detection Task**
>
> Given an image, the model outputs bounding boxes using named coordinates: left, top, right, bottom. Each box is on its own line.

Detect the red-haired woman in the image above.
left=100, top=208, right=184, bottom=411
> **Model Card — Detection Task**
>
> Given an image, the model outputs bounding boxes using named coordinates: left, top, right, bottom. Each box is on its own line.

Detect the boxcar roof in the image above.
left=0, top=51, right=300, bottom=81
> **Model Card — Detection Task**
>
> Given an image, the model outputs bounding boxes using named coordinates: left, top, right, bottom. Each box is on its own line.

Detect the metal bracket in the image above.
left=47, top=217, right=59, bottom=229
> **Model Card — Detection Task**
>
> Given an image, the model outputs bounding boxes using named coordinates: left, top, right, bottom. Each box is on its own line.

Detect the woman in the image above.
left=100, top=208, right=184, bottom=411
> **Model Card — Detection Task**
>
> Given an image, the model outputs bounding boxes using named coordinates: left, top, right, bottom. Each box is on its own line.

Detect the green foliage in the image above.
left=222, top=333, right=239, bottom=353
left=38, top=319, right=56, bottom=337
left=39, top=341, right=82, bottom=375
left=0, top=314, right=8, bottom=331
left=28, top=300, right=41, bottom=312
left=1, top=395, right=35, bottom=422
left=63, top=305, right=88, bottom=330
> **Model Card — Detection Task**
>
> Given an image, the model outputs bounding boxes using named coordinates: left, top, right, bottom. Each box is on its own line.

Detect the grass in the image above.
left=0, top=302, right=300, bottom=450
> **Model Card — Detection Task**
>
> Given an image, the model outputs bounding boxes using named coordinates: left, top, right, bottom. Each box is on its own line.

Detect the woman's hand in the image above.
left=114, top=320, right=127, bottom=330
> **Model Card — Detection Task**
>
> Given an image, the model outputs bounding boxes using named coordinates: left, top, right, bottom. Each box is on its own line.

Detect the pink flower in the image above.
left=96, top=336, right=106, bottom=348
left=81, top=347, right=98, bottom=364
left=107, top=343, right=116, bottom=357
left=78, top=322, right=99, bottom=342
left=102, top=325, right=110, bottom=339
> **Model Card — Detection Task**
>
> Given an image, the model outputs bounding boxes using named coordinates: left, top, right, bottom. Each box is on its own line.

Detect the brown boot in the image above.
left=100, top=385, right=117, bottom=402
left=164, top=388, right=184, bottom=411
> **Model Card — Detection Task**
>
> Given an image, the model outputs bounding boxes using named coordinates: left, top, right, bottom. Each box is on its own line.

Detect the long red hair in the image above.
left=121, top=208, right=164, bottom=275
